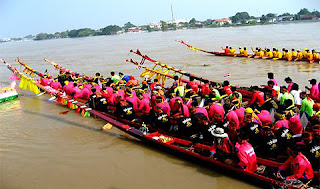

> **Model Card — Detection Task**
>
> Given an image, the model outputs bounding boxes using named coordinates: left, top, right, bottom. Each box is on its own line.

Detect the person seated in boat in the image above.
left=265, top=49, right=273, bottom=59
left=260, top=92, right=278, bottom=112
left=119, top=72, right=130, bottom=83
left=262, top=81, right=277, bottom=98
left=235, top=132, right=258, bottom=173
left=272, top=122, right=294, bottom=157
left=300, top=92, right=315, bottom=118
left=150, top=79, right=163, bottom=91
left=301, top=130, right=320, bottom=171
left=189, top=101, right=209, bottom=121
left=209, top=82, right=221, bottom=99
left=251, top=47, right=259, bottom=56
left=276, top=145, right=314, bottom=183
left=312, top=49, right=319, bottom=60
left=154, top=96, right=171, bottom=116
left=136, top=92, right=151, bottom=115
left=50, top=79, right=62, bottom=91
left=63, top=81, right=74, bottom=96
left=285, top=49, right=292, bottom=61
left=125, top=89, right=139, bottom=111
left=229, top=47, right=236, bottom=56
left=151, top=105, right=171, bottom=131
left=246, top=86, right=264, bottom=110
left=110, top=71, right=120, bottom=84
left=188, top=111, right=209, bottom=142
left=189, top=76, right=199, bottom=93
left=208, top=127, right=236, bottom=163
left=305, top=79, right=319, bottom=101
left=305, top=49, right=313, bottom=61
left=282, top=48, right=287, bottom=58
left=201, top=80, right=210, bottom=97
left=115, top=98, right=135, bottom=121
left=126, top=75, right=139, bottom=87
left=221, top=46, right=230, bottom=54
left=225, top=111, right=240, bottom=145
left=276, top=49, right=283, bottom=59
left=171, top=98, right=189, bottom=118
left=272, top=48, right=277, bottom=58
left=290, top=83, right=302, bottom=107
left=184, top=84, right=196, bottom=100
left=256, top=49, right=264, bottom=58
left=208, top=101, right=225, bottom=124
left=292, top=49, right=297, bottom=59
left=235, top=47, right=244, bottom=57
left=284, top=77, right=296, bottom=92
left=40, top=75, right=51, bottom=86
left=296, top=49, right=303, bottom=61
left=222, top=80, right=232, bottom=96
left=255, top=126, right=279, bottom=158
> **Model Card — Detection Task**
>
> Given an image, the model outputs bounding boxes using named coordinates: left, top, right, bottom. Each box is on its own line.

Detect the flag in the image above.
left=223, top=73, right=231, bottom=79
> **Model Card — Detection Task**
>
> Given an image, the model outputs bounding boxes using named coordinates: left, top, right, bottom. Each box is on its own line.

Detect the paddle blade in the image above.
left=102, top=123, right=113, bottom=130
left=48, top=96, right=56, bottom=101
left=59, top=110, right=71, bottom=114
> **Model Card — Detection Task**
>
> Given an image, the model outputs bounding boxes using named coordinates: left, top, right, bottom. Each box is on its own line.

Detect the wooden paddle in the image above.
left=59, top=109, right=72, bottom=114
left=102, top=123, right=113, bottom=130
left=254, top=56, right=261, bottom=59
left=273, top=58, right=279, bottom=61
left=262, top=56, right=269, bottom=59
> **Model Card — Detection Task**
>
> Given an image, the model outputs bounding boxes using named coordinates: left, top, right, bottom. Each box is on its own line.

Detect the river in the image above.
left=0, top=22, right=319, bottom=189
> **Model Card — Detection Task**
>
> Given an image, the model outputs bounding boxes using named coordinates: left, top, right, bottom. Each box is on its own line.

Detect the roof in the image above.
left=214, top=18, right=231, bottom=22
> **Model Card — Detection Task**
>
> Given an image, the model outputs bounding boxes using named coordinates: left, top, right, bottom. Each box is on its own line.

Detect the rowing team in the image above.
left=221, top=46, right=319, bottom=61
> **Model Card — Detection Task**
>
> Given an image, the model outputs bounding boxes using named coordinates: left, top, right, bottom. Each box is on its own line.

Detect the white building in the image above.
left=212, top=18, right=232, bottom=26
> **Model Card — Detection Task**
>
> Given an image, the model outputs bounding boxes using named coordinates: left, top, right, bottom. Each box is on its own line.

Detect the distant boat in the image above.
left=0, top=81, right=18, bottom=103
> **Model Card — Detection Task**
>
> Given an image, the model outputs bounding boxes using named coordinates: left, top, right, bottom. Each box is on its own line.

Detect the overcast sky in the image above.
left=1, top=0, right=320, bottom=38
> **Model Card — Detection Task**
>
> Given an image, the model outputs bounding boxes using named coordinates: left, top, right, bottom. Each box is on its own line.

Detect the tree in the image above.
left=168, top=23, right=177, bottom=30
left=204, top=19, right=213, bottom=26
left=68, top=29, right=79, bottom=38
left=189, top=18, right=197, bottom=27
left=35, top=33, right=48, bottom=40
left=231, top=12, right=250, bottom=23
left=260, top=15, right=268, bottom=24
left=100, top=25, right=122, bottom=35
left=60, top=31, right=68, bottom=38
left=160, top=21, right=168, bottom=31
left=279, top=12, right=291, bottom=17
left=123, top=22, right=136, bottom=32
left=297, top=8, right=311, bottom=15
left=266, top=13, right=276, bottom=18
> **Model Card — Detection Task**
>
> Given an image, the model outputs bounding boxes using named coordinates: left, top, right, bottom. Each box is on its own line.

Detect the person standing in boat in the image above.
left=235, top=132, right=258, bottom=173
left=110, top=71, right=120, bottom=84
left=276, top=145, right=314, bottom=183
left=268, top=72, right=278, bottom=86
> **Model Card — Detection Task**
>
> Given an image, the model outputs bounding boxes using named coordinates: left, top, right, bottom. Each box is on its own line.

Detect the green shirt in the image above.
left=300, top=98, right=315, bottom=117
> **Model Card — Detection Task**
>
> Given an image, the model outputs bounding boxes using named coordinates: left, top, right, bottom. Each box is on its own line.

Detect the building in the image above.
left=149, top=22, right=162, bottom=29
left=212, top=18, right=232, bottom=26
left=127, top=27, right=142, bottom=33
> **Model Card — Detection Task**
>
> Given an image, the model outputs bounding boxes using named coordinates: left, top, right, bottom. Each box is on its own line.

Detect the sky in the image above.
left=1, top=0, right=320, bottom=38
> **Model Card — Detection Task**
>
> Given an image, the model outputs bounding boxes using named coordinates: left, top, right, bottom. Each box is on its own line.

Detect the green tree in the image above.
left=168, top=23, right=177, bottom=30
left=68, top=29, right=79, bottom=38
left=60, top=31, right=68, bottom=38
left=266, top=13, right=276, bottom=18
left=77, top=28, right=95, bottom=37
left=189, top=18, right=197, bottom=27
left=231, top=12, right=250, bottom=23
left=123, top=22, right=136, bottom=32
left=204, top=19, right=213, bottom=26
left=279, top=12, right=291, bottom=17
left=260, top=15, right=268, bottom=24
left=297, top=8, right=311, bottom=15
left=100, top=25, right=122, bottom=35
left=35, top=33, right=48, bottom=40
left=160, top=21, right=168, bottom=31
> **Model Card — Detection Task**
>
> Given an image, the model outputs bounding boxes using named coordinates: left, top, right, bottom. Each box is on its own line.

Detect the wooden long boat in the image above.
left=5, top=60, right=320, bottom=189
left=176, top=40, right=320, bottom=64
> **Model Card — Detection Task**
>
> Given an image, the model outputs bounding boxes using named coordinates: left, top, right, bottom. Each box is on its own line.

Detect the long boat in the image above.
left=176, top=40, right=320, bottom=64
left=5, top=60, right=320, bottom=189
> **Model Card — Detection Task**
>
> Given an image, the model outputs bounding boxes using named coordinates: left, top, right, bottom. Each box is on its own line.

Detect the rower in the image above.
left=223, top=80, right=232, bottom=96
left=137, top=92, right=151, bottom=115
left=246, top=86, right=264, bottom=109
left=225, top=111, right=240, bottom=145
left=292, top=49, right=297, bottom=58
left=119, top=72, right=130, bottom=82
left=272, top=48, right=277, bottom=57
left=265, top=49, right=273, bottom=58
left=276, top=49, right=283, bottom=59
left=284, top=77, right=295, bottom=92
left=305, top=79, right=319, bottom=101
left=110, top=71, right=120, bottom=84
left=302, top=48, right=308, bottom=59
left=201, top=80, right=210, bottom=97
left=296, top=49, right=303, bottom=60
left=237, top=47, right=244, bottom=56
left=300, top=92, right=315, bottom=118
left=285, top=49, right=292, bottom=61
left=235, top=132, right=258, bottom=173
left=255, top=126, right=278, bottom=158
left=209, top=127, right=235, bottom=164
left=312, top=49, right=319, bottom=60
left=272, top=123, right=294, bottom=156
left=301, top=129, right=320, bottom=171
left=189, top=76, right=199, bottom=93
left=115, top=99, right=135, bottom=121
left=252, top=47, right=259, bottom=56
left=229, top=47, right=236, bottom=56
left=221, top=46, right=230, bottom=54
left=208, top=102, right=225, bottom=124
left=276, top=145, right=314, bottom=182
left=282, top=48, right=286, bottom=58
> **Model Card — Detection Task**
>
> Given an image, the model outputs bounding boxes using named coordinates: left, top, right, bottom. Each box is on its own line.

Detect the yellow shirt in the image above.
left=292, top=51, right=297, bottom=57
left=302, top=51, right=307, bottom=58
left=230, top=49, right=236, bottom=55
left=267, top=51, right=273, bottom=58
left=307, top=52, right=313, bottom=60
left=297, top=52, right=303, bottom=59
left=286, top=52, right=292, bottom=61
left=277, top=51, right=282, bottom=58
left=258, top=51, right=264, bottom=57
left=244, top=50, right=248, bottom=56
left=282, top=51, right=286, bottom=57
left=273, top=51, right=277, bottom=57
left=313, top=53, right=319, bottom=59
left=239, top=48, right=244, bottom=55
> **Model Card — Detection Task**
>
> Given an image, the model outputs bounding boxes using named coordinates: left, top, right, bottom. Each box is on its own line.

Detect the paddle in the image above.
left=262, top=56, right=269, bottom=59
left=59, top=109, right=72, bottom=114
left=273, top=58, right=279, bottom=61
left=102, top=123, right=113, bottom=130
left=36, top=91, right=46, bottom=97
left=254, top=56, right=261, bottom=59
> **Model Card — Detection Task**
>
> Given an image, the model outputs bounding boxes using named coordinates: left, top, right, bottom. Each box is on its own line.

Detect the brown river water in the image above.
left=1, top=22, right=320, bottom=189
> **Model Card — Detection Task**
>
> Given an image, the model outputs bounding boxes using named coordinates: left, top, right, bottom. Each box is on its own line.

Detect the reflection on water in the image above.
left=0, top=22, right=320, bottom=189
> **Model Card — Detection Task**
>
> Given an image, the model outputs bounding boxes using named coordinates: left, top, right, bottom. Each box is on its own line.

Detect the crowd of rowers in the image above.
left=40, top=70, right=319, bottom=183
left=221, top=46, right=319, bottom=61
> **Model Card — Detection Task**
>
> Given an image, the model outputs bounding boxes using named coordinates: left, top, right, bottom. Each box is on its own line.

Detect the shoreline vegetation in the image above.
left=1, top=8, right=319, bottom=43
